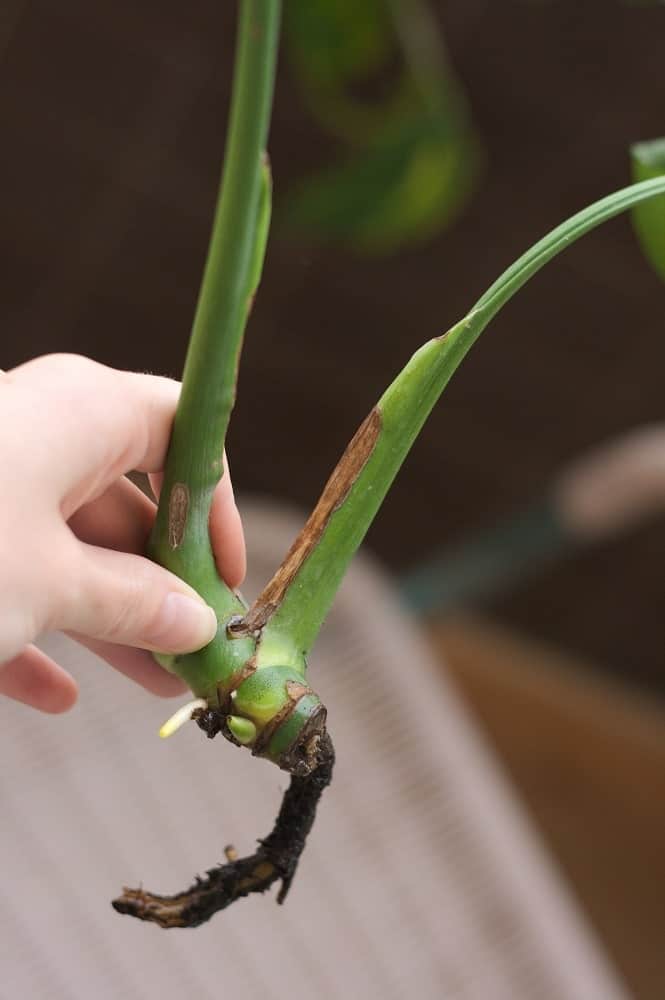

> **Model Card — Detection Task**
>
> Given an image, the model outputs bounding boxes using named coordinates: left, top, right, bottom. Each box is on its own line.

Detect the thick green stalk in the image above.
left=248, top=176, right=665, bottom=657
left=149, top=0, right=281, bottom=701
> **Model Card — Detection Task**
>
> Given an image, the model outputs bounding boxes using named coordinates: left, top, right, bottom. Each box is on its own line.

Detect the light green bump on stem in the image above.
left=227, top=715, right=257, bottom=745
left=233, top=666, right=306, bottom=727
left=630, top=138, right=665, bottom=282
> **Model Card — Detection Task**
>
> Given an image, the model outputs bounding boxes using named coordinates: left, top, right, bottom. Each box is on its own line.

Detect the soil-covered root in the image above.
left=112, top=731, right=334, bottom=928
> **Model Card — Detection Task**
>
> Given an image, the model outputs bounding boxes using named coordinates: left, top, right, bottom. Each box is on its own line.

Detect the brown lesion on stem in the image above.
left=230, top=407, right=382, bottom=636
left=112, top=732, right=334, bottom=929
left=168, top=482, right=190, bottom=549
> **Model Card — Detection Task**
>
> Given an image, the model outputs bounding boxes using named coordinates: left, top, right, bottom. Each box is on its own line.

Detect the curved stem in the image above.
left=474, top=176, right=665, bottom=319
left=250, top=177, right=665, bottom=657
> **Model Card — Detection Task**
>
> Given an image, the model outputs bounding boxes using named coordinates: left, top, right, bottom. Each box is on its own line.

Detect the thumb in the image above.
left=56, top=543, right=218, bottom=653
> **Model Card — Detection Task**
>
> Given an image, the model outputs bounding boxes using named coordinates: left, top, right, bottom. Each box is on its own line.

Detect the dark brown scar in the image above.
left=168, top=482, right=189, bottom=549
left=233, top=408, right=382, bottom=635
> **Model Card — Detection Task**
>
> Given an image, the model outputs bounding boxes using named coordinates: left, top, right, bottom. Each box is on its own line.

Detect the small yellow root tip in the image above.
left=159, top=698, right=207, bottom=739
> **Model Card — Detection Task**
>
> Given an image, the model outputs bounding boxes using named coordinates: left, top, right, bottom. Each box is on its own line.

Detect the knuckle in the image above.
left=32, top=352, right=101, bottom=382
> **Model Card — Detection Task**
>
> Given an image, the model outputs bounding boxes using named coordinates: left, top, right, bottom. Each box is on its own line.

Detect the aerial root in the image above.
left=112, top=731, right=334, bottom=928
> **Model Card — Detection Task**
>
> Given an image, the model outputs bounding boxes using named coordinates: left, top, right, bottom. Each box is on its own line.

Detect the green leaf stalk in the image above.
left=114, top=0, right=665, bottom=926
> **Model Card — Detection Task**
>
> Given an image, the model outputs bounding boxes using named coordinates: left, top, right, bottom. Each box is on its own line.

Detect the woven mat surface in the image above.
left=0, top=500, right=628, bottom=1000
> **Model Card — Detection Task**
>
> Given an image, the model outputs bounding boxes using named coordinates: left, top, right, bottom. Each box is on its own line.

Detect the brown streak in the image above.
left=216, top=655, right=257, bottom=705
left=238, top=408, right=382, bottom=634
left=251, top=680, right=314, bottom=756
left=168, top=482, right=189, bottom=549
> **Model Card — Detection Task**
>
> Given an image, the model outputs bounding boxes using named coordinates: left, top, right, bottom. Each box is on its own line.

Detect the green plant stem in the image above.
left=250, top=176, right=665, bottom=658
left=147, top=0, right=280, bottom=700
left=474, top=176, right=665, bottom=318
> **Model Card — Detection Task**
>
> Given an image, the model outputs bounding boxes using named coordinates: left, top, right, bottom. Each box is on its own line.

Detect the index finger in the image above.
left=3, top=354, right=182, bottom=514
left=3, top=353, right=246, bottom=585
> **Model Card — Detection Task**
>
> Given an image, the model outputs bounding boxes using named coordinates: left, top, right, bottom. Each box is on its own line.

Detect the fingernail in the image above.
left=149, top=593, right=218, bottom=652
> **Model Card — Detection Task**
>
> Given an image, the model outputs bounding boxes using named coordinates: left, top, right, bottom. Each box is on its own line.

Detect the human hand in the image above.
left=0, top=354, right=245, bottom=713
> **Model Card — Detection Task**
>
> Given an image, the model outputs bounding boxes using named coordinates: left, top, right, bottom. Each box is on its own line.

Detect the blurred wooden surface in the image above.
left=429, top=616, right=665, bottom=1000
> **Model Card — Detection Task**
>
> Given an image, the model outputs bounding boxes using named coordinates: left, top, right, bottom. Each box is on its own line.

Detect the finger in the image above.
left=69, top=634, right=188, bottom=698
left=54, top=542, right=218, bottom=654
left=3, top=354, right=181, bottom=514
left=150, top=454, right=246, bottom=588
left=209, top=474, right=246, bottom=588
left=147, top=469, right=162, bottom=501
left=0, top=645, right=78, bottom=713
left=68, top=476, right=155, bottom=554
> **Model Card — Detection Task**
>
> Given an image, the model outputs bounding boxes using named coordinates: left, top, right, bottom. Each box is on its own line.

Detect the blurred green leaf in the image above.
left=286, top=0, right=402, bottom=143
left=282, top=114, right=479, bottom=253
left=283, top=0, right=479, bottom=253
left=630, top=138, right=665, bottom=281
left=286, top=0, right=393, bottom=84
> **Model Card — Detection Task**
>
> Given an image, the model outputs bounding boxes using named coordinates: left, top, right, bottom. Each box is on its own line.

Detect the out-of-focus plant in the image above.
left=111, top=0, right=665, bottom=929
left=281, top=0, right=480, bottom=252
left=631, top=138, right=665, bottom=281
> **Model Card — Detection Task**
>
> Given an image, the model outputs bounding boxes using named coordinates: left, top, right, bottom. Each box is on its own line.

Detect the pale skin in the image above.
left=0, top=353, right=246, bottom=713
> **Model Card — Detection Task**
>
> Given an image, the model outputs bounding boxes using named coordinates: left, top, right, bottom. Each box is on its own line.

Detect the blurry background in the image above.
left=2, top=1, right=665, bottom=996
left=2, top=0, right=664, bottom=689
